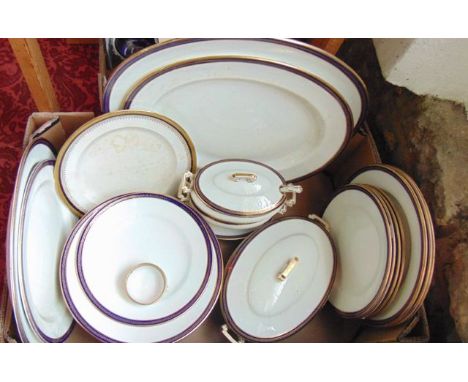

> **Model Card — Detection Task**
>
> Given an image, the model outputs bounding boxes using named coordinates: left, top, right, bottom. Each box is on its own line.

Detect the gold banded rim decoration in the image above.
left=325, top=184, right=396, bottom=319
left=377, top=165, right=431, bottom=327
left=59, top=193, right=224, bottom=343
left=121, top=54, right=353, bottom=183
left=17, top=160, right=76, bottom=343
left=192, top=159, right=288, bottom=218
left=378, top=165, right=435, bottom=326
left=103, top=38, right=368, bottom=129
left=350, top=164, right=431, bottom=327
left=359, top=184, right=406, bottom=319
left=7, top=138, right=57, bottom=343
left=54, top=110, right=197, bottom=216
left=220, top=216, right=336, bottom=342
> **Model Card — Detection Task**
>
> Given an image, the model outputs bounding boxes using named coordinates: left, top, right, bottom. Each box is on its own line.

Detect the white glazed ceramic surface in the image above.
left=195, top=208, right=264, bottom=239
left=224, top=218, right=335, bottom=340
left=126, top=264, right=167, bottom=305
left=61, top=202, right=222, bottom=342
left=78, top=195, right=211, bottom=322
left=196, top=160, right=285, bottom=215
left=125, top=57, right=351, bottom=180
left=350, top=168, right=425, bottom=320
left=104, top=38, right=366, bottom=128
left=190, top=190, right=275, bottom=225
left=323, top=188, right=389, bottom=314
left=7, top=140, right=56, bottom=342
left=58, top=113, right=193, bottom=214
left=18, top=161, right=77, bottom=341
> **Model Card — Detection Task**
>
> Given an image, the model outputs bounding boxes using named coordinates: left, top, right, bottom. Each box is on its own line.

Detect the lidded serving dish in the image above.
left=220, top=216, right=336, bottom=342
left=178, top=160, right=302, bottom=237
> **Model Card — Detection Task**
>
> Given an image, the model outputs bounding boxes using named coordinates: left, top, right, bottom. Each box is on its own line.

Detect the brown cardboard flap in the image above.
left=353, top=306, right=429, bottom=343
left=398, top=306, right=430, bottom=343
left=24, top=112, right=95, bottom=151
left=0, top=278, right=16, bottom=343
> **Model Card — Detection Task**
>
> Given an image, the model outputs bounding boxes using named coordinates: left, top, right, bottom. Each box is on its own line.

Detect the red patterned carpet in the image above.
left=0, top=38, right=100, bottom=295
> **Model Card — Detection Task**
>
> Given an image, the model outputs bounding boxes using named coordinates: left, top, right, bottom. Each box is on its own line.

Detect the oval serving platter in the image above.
left=103, top=38, right=367, bottom=129
left=221, top=216, right=336, bottom=342
left=124, top=56, right=353, bottom=181
left=60, top=194, right=223, bottom=342
left=55, top=110, right=196, bottom=215
left=6, top=139, right=56, bottom=342
left=18, top=160, right=77, bottom=342
left=75, top=194, right=212, bottom=325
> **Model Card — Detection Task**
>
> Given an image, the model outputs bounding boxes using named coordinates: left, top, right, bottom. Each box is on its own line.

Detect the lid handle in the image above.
left=221, top=324, right=245, bottom=343
left=277, top=257, right=299, bottom=281
left=230, top=172, right=257, bottom=183
left=177, top=171, right=194, bottom=202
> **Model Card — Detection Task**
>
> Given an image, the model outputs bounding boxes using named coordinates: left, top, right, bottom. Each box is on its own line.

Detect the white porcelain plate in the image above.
left=76, top=194, right=212, bottom=325
left=221, top=217, right=335, bottom=342
left=104, top=38, right=367, bottom=128
left=56, top=111, right=196, bottom=215
left=323, top=186, right=390, bottom=314
left=124, top=57, right=352, bottom=181
left=7, top=139, right=56, bottom=342
left=60, top=196, right=223, bottom=342
left=349, top=166, right=426, bottom=321
left=18, top=160, right=77, bottom=342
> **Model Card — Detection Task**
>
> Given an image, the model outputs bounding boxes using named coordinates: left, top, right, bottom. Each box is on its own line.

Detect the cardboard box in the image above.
left=0, top=112, right=430, bottom=343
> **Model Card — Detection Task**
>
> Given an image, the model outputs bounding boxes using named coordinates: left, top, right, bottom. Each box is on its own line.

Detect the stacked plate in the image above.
left=323, top=165, right=435, bottom=326
left=6, top=139, right=94, bottom=342
left=60, top=193, right=223, bottom=342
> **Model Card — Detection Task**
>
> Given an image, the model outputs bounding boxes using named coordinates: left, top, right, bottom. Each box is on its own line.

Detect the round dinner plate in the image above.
left=376, top=165, right=435, bottom=326
left=360, top=184, right=406, bottom=318
left=221, top=217, right=336, bottom=342
left=18, top=160, right=77, bottom=342
left=76, top=194, right=212, bottom=325
left=349, top=165, right=429, bottom=324
left=124, top=56, right=352, bottom=181
left=103, top=38, right=367, bottom=129
left=6, top=139, right=56, bottom=342
left=60, top=195, right=223, bottom=342
left=55, top=111, right=196, bottom=215
left=323, top=185, right=394, bottom=317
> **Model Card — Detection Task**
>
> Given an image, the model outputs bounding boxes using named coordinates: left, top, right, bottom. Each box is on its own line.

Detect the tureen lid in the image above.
left=221, top=216, right=336, bottom=342
left=193, top=159, right=288, bottom=216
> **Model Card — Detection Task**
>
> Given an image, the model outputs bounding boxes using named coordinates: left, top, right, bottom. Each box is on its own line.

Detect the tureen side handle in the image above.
left=308, top=214, right=331, bottom=232
left=278, top=184, right=303, bottom=214
left=221, top=324, right=245, bottom=343
left=177, top=171, right=194, bottom=202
